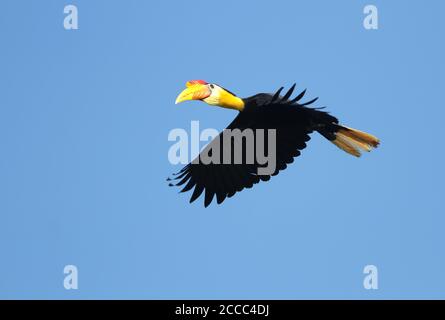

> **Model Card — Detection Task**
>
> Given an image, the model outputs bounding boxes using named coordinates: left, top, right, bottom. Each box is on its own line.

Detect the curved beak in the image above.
left=175, top=84, right=211, bottom=104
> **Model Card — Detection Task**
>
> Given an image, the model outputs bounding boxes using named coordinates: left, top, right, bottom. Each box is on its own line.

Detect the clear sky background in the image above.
left=1, top=0, right=444, bottom=299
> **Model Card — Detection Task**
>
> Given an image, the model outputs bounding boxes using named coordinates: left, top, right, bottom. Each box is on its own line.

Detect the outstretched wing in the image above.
left=168, top=85, right=338, bottom=207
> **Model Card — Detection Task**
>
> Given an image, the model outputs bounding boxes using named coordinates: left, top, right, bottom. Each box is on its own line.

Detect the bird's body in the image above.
left=171, top=81, right=380, bottom=207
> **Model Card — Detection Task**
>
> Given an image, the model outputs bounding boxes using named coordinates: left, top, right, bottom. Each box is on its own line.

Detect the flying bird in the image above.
left=170, top=80, right=380, bottom=207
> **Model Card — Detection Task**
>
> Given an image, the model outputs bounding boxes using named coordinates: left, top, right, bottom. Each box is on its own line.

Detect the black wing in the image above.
left=168, top=85, right=338, bottom=207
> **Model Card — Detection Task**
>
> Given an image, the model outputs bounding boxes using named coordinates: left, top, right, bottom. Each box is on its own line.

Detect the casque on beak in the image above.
left=175, top=80, right=211, bottom=104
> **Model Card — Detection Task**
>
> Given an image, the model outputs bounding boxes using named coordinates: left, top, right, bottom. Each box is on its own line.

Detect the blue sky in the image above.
left=1, top=0, right=444, bottom=299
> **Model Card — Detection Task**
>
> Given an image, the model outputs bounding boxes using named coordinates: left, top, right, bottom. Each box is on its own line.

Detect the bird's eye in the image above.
left=209, top=84, right=215, bottom=89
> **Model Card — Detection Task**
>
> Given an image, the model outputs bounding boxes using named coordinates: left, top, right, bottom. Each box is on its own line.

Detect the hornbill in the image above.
left=170, top=80, right=380, bottom=207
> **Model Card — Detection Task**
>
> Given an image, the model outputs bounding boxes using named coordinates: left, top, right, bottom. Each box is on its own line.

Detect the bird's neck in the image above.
left=220, top=94, right=245, bottom=111
left=210, top=89, right=245, bottom=112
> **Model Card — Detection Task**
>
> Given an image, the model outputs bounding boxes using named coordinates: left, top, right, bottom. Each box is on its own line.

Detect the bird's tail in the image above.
left=319, top=124, right=380, bottom=157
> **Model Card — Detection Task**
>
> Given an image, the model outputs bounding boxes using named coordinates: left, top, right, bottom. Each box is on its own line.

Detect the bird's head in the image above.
left=175, top=80, right=245, bottom=111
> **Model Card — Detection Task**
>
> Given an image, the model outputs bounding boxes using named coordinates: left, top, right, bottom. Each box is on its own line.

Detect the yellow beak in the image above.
left=175, top=84, right=211, bottom=104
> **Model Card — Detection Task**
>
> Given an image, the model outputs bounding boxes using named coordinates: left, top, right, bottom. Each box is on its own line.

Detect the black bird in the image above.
left=171, top=80, right=380, bottom=207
